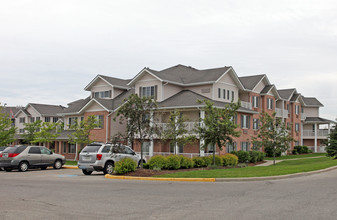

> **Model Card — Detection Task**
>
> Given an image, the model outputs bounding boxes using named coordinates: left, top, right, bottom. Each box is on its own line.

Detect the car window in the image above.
left=112, top=145, right=124, bottom=154
left=101, top=146, right=111, bottom=153
left=40, top=147, right=52, bottom=155
left=28, top=147, right=41, bottom=154
left=125, top=147, right=134, bottom=155
left=4, top=146, right=27, bottom=153
left=81, top=145, right=101, bottom=153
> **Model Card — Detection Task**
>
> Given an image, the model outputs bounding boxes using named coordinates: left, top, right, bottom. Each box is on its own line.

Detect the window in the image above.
left=40, top=147, right=51, bottom=155
left=267, top=98, right=274, bottom=110
left=252, top=96, right=259, bottom=108
left=232, top=91, right=234, bottom=101
left=19, top=117, right=25, bottom=123
left=241, top=142, right=250, bottom=152
left=223, top=89, right=226, bottom=99
left=140, top=86, right=156, bottom=98
left=207, top=143, right=215, bottom=153
left=36, top=117, right=41, bottom=121
left=241, top=115, right=250, bottom=129
left=142, top=141, right=151, bottom=155
left=124, top=147, right=135, bottom=155
left=95, top=115, right=104, bottom=129
left=287, top=104, right=290, bottom=110
left=295, top=123, right=300, bottom=132
left=169, top=142, right=184, bottom=154
left=53, top=117, right=59, bottom=123
left=295, top=141, right=300, bottom=146
left=295, top=105, right=300, bottom=115
left=69, top=117, right=77, bottom=127
left=226, top=142, right=236, bottom=153
left=19, top=129, right=25, bottom=134
left=227, top=90, right=230, bottom=100
left=218, top=88, right=221, bottom=98
left=81, top=117, right=84, bottom=122
left=63, top=142, right=67, bottom=153
left=28, top=147, right=41, bottom=154
left=45, top=117, right=50, bottom=122
left=69, top=144, right=76, bottom=153
left=94, top=91, right=111, bottom=99
left=102, top=145, right=112, bottom=153
left=253, top=118, right=259, bottom=130
left=30, top=117, right=35, bottom=123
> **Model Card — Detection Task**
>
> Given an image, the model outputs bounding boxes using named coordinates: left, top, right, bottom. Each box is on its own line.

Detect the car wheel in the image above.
left=103, top=161, right=114, bottom=175
left=5, top=168, right=12, bottom=172
left=18, top=161, right=29, bottom=172
left=138, top=160, right=146, bottom=168
left=82, top=169, right=93, bottom=175
left=53, top=160, right=62, bottom=169
left=41, top=166, right=48, bottom=170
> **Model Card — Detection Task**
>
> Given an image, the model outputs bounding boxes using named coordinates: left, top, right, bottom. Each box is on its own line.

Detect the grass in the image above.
left=264, top=153, right=326, bottom=160
left=155, top=157, right=337, bottom=178
left=65, top=160, right=78, bottom=166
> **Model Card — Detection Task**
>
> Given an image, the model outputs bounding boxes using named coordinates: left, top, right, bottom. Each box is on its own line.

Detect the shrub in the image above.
left=211, top=155, right=223, bottom=166
left=231, top=151, right=251, bottom=163
left=257, top=151, right=265, bottom=161
left=179, top=156, right=193, bottom=169
left=264, top=145, right=282, bottom=157
left=249, top=151, right=260, bottom=163
left=193, top=157, right=205, bottom=168
left=148, top=155, right=167, bottom=170
left=292, top=148, right=298, bottom=155
left=202, top=156, right=213, bottom=167
left=308, top=149, right=313, bottom=153
left=293, top=145, right=309, bottom=154
left=221, top=153, right=238, bottom=166
left=114, top=157, right=137, bottom=175
left=142, top=163, right=150, bottom=169
left=166, top=155, right=181, bottom=170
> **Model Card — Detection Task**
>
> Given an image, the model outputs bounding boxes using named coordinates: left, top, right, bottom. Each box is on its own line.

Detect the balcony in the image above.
left=155, top=122, right=199, bottom=134
left=303, top=130, right=329, bottom=138
left=240, top=101, right=252, bottom=110
left=275, top=108, right=289, bottom=118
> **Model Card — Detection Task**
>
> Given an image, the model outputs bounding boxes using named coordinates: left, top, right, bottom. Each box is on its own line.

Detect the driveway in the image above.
left=0, top=168, right=336, bottom=220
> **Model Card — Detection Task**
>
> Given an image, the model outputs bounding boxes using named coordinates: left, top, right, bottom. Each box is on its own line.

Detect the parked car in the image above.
left=0, top=147, right=7, bottom=171
left=0, top=145, right=66, bottom=172
left=78, top=143, right=146, bottom=175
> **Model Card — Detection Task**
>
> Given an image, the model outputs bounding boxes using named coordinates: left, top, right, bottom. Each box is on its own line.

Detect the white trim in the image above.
left=14, top=109, right=29, bottom=117
left=216, top=67, right=246, bottom=90
left=127, top=68, right=163, bottom=86
left=137, top=79, right=159, bottom=83
left=78, top=99, right=110, bottom=114
left=84, top=75, right=129, bottom=91
left=251, top=75, right=268, bottom=92
left=216, top=81, right=238, bottom=87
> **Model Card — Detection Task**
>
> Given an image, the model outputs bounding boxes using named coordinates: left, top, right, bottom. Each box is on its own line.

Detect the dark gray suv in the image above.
left=0, top=145, right=66, bottom=172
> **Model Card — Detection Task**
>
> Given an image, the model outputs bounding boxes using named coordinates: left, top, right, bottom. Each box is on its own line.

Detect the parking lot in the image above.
left=1, top=167, right=337, bottom=220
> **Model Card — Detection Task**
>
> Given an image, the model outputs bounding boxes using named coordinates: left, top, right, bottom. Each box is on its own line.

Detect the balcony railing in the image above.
left=303, top=130, right=329, bottom=137
left=155, top=122, right=199, bottom=133
left=241, top=101, right=252, bottom=110
left=275, top=108, right=289, bottom=118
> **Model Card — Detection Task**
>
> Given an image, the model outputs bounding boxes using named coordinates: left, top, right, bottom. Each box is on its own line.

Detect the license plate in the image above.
left=3, top=153, right=8, bottom=158
left=83, top=156, right=91, bottom=161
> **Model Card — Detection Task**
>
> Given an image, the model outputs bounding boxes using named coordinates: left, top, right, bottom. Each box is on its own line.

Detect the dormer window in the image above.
left=93, top=91, right=111, bottom=99
left=139, top=86, right=157, bottom=99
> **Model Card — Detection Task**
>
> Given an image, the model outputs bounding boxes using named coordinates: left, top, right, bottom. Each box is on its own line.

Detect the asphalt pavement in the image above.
left=1, top=167, right=337, bottom=220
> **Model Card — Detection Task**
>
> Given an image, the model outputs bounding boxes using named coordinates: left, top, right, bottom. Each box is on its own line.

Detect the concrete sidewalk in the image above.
left=256, top=156, right=326, bottom=167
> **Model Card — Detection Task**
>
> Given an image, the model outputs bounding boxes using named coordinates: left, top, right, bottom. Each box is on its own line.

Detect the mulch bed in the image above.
left=122, top=160, right=266, bottom=177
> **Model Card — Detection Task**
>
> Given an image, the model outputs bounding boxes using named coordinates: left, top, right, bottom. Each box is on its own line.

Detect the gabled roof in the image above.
left=1, top=106, right=20, bottom=118
left=127, top=64, right=239, bottom=87
left=158, top=90, right=257, bottom=114
left=238, top=74, right=265, bottom=91
left=84, top=74, right=131, bottom=91
left=277, top=89, right=297, bottom=101
left=290, top=93, right=301, bottom=102
left=28, top=103, right=65, bottom=116
left=14, top=108, right=31, bottom=117
left=260, top=85, right=282, bottom=100
left=302, top=97, right=324, bottom=107
left=60, top=97, right=91, bottom=115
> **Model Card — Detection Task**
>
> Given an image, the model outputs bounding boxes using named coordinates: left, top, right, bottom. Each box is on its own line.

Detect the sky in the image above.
left=1, top=0, right=336, bottom=120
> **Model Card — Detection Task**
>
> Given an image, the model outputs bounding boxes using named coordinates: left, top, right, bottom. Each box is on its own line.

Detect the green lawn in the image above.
left=264, top=153, right=326, bottom=160
left=65, top=160, right=78, bottom=166
left=155, top=157, right=337, bottom=178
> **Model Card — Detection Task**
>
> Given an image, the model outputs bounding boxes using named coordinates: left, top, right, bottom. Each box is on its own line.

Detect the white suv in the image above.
left=78, top=143, right=145, bottom=175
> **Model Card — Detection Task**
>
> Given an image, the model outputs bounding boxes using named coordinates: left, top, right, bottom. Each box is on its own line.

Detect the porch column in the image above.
left=175, top=112, right=179, bottom=154
left=282, top=100, right=285, bottom=119
left=314, top=123, right=318, bottom=153
left=300, top=124, right=304, bottom=146
left=149, top=111, right=154, bottom=157
left=59, top=141, right=62, bottom=154
left=199, top=110, right=205, bottom=157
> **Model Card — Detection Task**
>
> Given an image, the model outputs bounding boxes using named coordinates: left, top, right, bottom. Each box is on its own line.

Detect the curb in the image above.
left=63, top=166, right=79, bottom=169
left=104, top=165, right=337, bottom=182
left=105, top=174, right=215, bottom=182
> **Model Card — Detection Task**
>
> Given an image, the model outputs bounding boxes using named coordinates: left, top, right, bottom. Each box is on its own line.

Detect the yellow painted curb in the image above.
left=105, top=174, right=215, bottom=182
left=63, top=166, right=79, bottom=169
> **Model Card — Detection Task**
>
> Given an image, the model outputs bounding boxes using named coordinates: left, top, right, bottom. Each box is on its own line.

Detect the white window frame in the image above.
left=253, top=96, right=259, bottom=108
left=253, top=118, right=259, bottom=130
left=267, top=98, right=274, bottom=110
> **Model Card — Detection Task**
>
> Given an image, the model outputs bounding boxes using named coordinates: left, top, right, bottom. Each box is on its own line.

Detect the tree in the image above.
left=325, top=126, right=337, bottom=159
left=115, top=94, right=157, bottom=168
left=196, top=100, right=241, bottom=165
left=33, top=122, right=60, bottom=147
left=161, top=110, right=195, bottom=154
left=22, top=120, right=42, bottom=144
left=253, top=112, right=294, bottom=165
left=68, top=115, right=99, bottom=160
left=0, top=104, right=16, bottom=146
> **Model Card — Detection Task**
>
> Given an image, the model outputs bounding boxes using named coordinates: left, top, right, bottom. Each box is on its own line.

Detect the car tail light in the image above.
left=8, top=153, right=19, bottom=157
left=0, top=154, right=2, bottom=158
left=96, top=154, right=102, bottom=160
